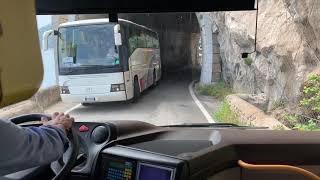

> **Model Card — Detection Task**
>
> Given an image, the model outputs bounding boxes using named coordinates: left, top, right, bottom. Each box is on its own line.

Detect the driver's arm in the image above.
left=0, top=112, right=74, bottom=176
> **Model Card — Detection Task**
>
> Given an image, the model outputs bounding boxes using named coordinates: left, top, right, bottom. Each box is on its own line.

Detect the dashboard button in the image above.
left=79, top=125, right=89, bottom=132
left=91, top=126, right=108, bottom=143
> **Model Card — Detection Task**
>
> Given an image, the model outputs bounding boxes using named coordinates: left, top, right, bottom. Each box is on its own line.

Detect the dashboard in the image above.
left=68, top=121, right=320, bottom=180
left=98, top=154, right=177, bottom=180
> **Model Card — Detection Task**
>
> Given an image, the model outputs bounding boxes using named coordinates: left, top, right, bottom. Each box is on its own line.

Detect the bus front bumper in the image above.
left=61, top=92, right=127, bottom=103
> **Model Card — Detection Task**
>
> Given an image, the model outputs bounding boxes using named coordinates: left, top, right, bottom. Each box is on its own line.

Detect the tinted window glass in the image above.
left=58, top=24, right=121, bottom=75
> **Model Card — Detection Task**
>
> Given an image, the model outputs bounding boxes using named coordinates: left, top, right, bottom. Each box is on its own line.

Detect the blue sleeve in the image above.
left=0, top=120, right=69, bottom=176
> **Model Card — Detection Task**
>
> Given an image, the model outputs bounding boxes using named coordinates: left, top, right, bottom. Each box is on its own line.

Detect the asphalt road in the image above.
left=46, top=77, right=208, bottom=126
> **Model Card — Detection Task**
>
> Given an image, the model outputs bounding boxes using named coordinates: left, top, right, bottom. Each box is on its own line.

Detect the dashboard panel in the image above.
left=97, top=145, right=187, bottom=180
left=68, top=121, right=320, bottom=180
left=98, top=154, right=177, bottom=180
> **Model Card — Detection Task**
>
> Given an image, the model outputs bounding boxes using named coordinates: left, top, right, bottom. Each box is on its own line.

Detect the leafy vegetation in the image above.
left=281, top=113, right=297, bottom=125
left=280, top=113, right=320, bottom=131
left=271, top=99, right=286, bottom=110
left=272, top=124, right=286, bottom=130
left=244, top=57, right=253, bottom=66
left=300, top=74, right=320, bottom=113
left=196, top=81, right=232, bottom=99
left=294, top=120, right=319, bottom=131
left=213, top=101, right=245, bottom=126
left=274, top=74, right=320, bottom=131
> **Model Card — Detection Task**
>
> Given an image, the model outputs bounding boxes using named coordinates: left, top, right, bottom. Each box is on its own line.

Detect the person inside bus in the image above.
left=0, top=112, right=74, bottom=175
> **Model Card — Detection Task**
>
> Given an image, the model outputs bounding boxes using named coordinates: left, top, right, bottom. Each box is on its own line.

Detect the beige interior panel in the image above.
left=0, top=0, right=43, bottom=107
left=208, top=166, right=320, bottom=180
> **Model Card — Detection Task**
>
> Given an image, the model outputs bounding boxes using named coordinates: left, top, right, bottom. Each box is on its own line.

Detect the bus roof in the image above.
left=59, top=18, right=155, bottom=33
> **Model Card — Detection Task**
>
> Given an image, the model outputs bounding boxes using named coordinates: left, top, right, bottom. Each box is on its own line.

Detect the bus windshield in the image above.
left=58, top=24, right=120, bottom=75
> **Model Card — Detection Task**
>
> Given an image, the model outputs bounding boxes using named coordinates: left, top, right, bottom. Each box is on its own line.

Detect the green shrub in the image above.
left=282, top=113, right=298, bottom=125
left=281, top=74, right=320, bottom=131
left=272, top=124, right=285, bottom=130
left=271, top=100, right=286, bottom=110
left=300, top=74, right=320, bottom=113
left=281, top=113, right=320, bottom=131
left=293, top=120, right=319, bottom=131
left=244, top=57, right=253, bottom=66
left=213, top=101, right=244, bottom=125
left=196, top=81, right=232, bottom=99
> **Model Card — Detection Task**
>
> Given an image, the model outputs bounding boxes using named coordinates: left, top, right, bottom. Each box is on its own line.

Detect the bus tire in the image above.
left=152, top=70, right=157, bottom=87
left=81, top=103, right=90, bottom=106
left=132, top=78, right=140, bottom=103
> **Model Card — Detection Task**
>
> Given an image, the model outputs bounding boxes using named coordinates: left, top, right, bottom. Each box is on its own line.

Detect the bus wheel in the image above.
left=152, top=70, right=157, bottom=87
left=132, top=78, right=141, bottom=102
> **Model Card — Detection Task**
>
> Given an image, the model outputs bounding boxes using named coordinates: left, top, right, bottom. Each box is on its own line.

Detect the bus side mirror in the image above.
left=53, top=30, right=59, bottom=35
left=42, top=30, right=53, bottom=51
left=114, top=24, right=122, bottom=46
left=42, top=30, right=59, bottom=51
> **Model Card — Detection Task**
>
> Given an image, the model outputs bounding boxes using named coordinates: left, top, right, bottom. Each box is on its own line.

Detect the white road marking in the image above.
left=64, top=103, right=82, bottom=114
left=188, top=81, right=215, bottom=123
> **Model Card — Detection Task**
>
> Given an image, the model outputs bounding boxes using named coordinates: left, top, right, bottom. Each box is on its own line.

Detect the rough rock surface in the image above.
left=210, top=0, right=320, bottom=109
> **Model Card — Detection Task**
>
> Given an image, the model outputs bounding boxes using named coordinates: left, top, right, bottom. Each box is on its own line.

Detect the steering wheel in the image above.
left=9, top=114, right=79, bottom=180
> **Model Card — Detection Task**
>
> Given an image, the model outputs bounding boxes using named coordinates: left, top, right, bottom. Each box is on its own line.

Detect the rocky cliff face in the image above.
left=210, top=0, right=320, bottom=108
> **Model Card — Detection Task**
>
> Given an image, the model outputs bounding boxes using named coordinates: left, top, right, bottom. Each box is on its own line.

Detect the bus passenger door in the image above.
left=124, top=68, right=134, bottom=100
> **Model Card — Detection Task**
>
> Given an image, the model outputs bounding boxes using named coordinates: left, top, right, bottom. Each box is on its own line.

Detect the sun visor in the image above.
left=0, top=0, right=43, bottom=107
left=36, top=0, right=256, bottom=14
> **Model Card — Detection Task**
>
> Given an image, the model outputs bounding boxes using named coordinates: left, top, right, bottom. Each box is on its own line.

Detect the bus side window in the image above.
left=128, top=26, right=138, bottom=55
left=145, top=33, right=154, bottom=48
left=151, top=33, right=159, bottom=49
left=154, top=38, right=159, bottom=49
left=136, top=30, right=146, bottom=48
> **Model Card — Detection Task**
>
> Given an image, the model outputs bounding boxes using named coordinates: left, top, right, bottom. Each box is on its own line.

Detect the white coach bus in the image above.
left=43, top=19, right=161, bottom=104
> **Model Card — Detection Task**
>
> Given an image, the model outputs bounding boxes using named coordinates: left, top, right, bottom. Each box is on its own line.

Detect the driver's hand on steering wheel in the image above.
left=41, top=112, right=74, bottom=133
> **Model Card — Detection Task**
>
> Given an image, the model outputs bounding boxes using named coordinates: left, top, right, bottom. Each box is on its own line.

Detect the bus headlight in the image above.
left=111, top=83, right=125, bottom=92
left=60, top=86, right=70, bottom=94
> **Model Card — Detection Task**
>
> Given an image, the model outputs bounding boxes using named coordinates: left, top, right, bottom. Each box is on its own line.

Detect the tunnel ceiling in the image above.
left=119, top=13, right=199, bottom=33
left=36, top=0, right=256, bottom=14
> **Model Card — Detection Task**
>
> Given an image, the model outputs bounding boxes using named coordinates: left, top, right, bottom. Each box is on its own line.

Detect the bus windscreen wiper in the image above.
left=162, top=123, right=268, bottom=129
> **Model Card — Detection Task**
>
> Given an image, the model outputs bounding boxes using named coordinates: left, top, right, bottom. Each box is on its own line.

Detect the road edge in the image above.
left=188, top=81, right=215, bottom=123
left=64, top=103, right=82, bottom=114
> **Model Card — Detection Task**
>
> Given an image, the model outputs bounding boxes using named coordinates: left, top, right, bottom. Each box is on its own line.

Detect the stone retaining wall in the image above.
left=226, top=94, right=289, bottom=129
left=0, top=86, right=60, bottom=119
left=31, top=86, right=61, bottom=111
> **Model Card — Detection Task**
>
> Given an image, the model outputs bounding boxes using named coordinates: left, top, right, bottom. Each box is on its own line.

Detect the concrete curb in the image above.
left=226, top=94, right=290, bottom=130
left=0, top=86, right=61, bottom=119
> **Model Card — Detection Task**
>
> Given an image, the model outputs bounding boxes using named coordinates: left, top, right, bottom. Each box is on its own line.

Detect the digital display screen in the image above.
left=100, top=156, right=176, bottom=180
left=137, top=163, right=174, bottom=180
left=103, top=156, right=135, bottom=180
